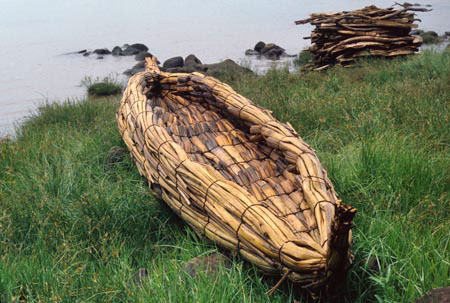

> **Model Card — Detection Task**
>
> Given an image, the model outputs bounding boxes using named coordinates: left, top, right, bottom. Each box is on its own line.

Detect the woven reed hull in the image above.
left=117, top=57, right=356, bottom=288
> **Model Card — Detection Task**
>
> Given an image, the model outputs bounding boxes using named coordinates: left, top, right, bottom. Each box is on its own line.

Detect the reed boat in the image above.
left=117, top=56, right=356, bottom=291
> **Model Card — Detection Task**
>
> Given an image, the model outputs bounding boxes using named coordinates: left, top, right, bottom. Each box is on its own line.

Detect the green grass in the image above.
left=82, top=75, right=124, bottom=97
left=87, top=82, right=122, bottom=97
left=1, top=50, right=449, bottom=302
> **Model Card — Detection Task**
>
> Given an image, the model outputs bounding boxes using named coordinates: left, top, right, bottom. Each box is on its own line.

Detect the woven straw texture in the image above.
left=117, top=57, right=356, bottom=288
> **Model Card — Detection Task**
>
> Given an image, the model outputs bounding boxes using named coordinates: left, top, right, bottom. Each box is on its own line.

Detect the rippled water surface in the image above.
left=1, top=0, right=449, bottom=136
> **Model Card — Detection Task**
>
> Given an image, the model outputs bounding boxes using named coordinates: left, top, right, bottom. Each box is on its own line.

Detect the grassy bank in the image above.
left=1, top=50, right=449, bottom=302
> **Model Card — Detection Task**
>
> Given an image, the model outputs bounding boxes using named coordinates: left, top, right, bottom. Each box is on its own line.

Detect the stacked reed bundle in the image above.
left=117, top=57, right=356, bottom=291
left=295, top=5, right=429, bottom=70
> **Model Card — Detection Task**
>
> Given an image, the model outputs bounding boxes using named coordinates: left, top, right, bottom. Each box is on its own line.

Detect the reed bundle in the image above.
left=117, top=57, right=356, bottom=291
left=296, top=5, right=429, bottom=70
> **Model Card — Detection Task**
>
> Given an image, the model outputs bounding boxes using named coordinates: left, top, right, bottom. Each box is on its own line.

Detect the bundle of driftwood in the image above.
left=118, top=57, right=356, bottom=293
left=295, top=5, right=430, bottom=70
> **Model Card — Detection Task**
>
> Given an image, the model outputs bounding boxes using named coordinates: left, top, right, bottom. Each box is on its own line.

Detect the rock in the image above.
left=403, top=2, right=413, bottom=6
left=265, top=47, right=285, bottom=60
left=77, top=49, right=87, bottom=54
left=135, top=51, right=153, bottom=61
left=163, top=56, right=184, bottom=69
left=83, top=52, right=90, bottom=57
left=183, top=253, right=230, bottom=278
left=413, top=3, right=421, bottom=6
left=122, top=46, right=140, bottom=56
left=256, top=43, right=286, bottom=60
left=126, top=61, right=147, bottom=76
left=160, top=58, right=252, bottom=76
left=129, top=43, right=148, bottom=52
left=166, top=66, right=195, bottom=73
left=132, top=61, right=146, bottom=70
left=254, top=41, right=266, bottom=53
left=131, top=68, right=145, bottom=76
left=164, top=64, right=207, bottom=73
left=415, top=287, right=450, bottom=303
left=425, top=31, right=438, bottom=37
left=96, top=56, right=104, bottom=60
left=421, top=35, right=435, bottom=44
left=93, top=48, right=111, bottom=55
left=425, top=4, right=432, bottom=7
left=421, top=32, right=441, bottom=44
left=245, top=49, right=259, bottom=56
left=261, top=43, right=285, bottom=55
left=184, top=54, right=202, bottom=66
left=106, top=146, right=128, bottom=166
left=203, top=59, right=253, bottom=76
left=260, top=43, right=274, bottom=54
left=129, top=64, right=145, bottom=76
left=165, top=66, right=197, bottom=73
left=445, top=32, right=450, bottom=37
left=112, top=46, right=123, bottom=56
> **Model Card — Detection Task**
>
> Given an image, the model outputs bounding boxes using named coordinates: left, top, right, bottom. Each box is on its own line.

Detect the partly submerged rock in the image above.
left=184, top=54, right=202, bottom=66
left=93, top=48, right=111, bottom=55
left=132, top=61, right=146, bottom=70
left=245, top=49, right=259, bottom=56
left=259, top=43, right=286, bottom=60
left=135, top=51, right=153, bottom=61
left=204, top=59, right=253, bottom=76
left=122, top=46, right=140, bottom=56
left=163, top=56, right=184, bottom=69
left=126, top=61, right=146, bottom=75
left=129, top=43, right=148, bottom=52
left=112, top=46, right=123, bottom=56
left=261, top=43, right=285, bottom=55
left=254, top=41, right=266, bottom=53
left=165, top=66, right=199, bottom=73
left=265, top=47, right=285, bottom=60
left=422, top=32, right=442, bottom=44
left=425, top=31, right=438, bottom=37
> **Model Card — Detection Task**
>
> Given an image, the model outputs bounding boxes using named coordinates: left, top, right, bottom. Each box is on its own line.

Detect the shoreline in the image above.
left=1, top=39, right=449, bottom=140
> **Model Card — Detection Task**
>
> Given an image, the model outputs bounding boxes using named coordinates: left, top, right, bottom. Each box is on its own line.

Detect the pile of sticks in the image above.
left=295, top=5, right=430, bottom=70
left=117, top=57, right=356, bottom=293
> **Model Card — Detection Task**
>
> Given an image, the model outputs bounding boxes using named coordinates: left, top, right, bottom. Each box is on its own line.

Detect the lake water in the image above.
left=1, top=0, right=449, bottom=137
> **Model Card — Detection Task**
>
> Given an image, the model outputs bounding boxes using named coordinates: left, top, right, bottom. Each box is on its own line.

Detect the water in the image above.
left=1, top=0, right=449, bottom=137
